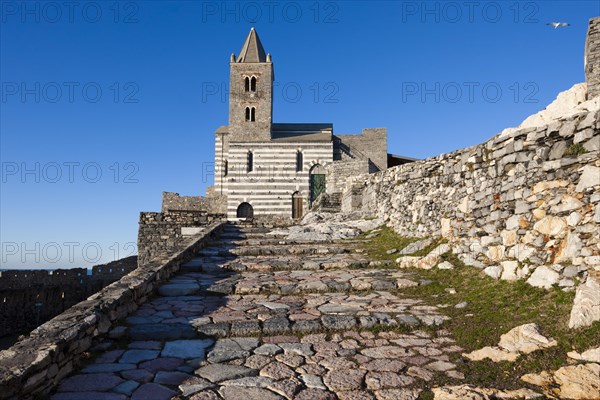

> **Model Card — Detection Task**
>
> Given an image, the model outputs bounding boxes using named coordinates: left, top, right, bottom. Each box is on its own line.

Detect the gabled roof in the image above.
left=236, top=28, right=267, bottom=63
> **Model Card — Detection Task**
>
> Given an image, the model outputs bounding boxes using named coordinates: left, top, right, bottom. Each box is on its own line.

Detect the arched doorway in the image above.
left=292, top=192, right=304, bottom=219
left=309, top=164, right=326, bottom=205
left=236, top=202, right=254, bottom=218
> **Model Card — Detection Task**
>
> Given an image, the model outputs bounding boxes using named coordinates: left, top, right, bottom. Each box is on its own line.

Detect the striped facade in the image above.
left=214, top=133, right=333, bottom=218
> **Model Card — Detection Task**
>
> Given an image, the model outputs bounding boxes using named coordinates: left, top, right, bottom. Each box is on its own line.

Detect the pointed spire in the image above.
left=236, top=27, right=268, bottom=63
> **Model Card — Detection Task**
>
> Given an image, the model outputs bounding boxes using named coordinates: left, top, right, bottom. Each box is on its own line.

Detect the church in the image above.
left=209, top=28, right=405, bottom=220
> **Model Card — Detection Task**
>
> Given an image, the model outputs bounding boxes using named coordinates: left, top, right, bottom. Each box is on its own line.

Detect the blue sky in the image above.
left=1, top=0, right=598, bottom=268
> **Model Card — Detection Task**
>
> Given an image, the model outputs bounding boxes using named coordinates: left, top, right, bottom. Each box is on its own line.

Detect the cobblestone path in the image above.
left=50, top=223, right=464, bottom=400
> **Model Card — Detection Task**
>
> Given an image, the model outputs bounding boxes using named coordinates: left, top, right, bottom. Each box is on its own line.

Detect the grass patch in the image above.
left=358, top=228, right=600, bottom=390
left=359, top=226, right=419, bottom=261
left=565, top=143, right=587, bottom=157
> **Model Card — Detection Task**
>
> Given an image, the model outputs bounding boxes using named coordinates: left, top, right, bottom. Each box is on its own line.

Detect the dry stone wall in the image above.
left=0, top=222, right=223, bottom=400
left=343, top=95, right=599, bottom=295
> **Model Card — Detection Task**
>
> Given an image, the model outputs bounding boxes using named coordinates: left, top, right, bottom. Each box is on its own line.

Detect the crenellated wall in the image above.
left=0, top=257, right=137, bottom=339
left=0, top=222, right=224, bottom=400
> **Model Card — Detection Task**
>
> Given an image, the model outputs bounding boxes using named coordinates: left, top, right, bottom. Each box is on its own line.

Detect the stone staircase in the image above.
left=49, top=222, right=463, bottom=400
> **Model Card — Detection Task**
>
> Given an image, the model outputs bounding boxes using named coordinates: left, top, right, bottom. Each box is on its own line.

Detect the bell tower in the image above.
left=228, top=28, right=273, bottom=141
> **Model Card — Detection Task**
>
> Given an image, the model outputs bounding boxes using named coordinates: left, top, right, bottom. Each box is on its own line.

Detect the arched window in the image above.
left=244, top=77, right=250, bottom=92
left=296, top=151, right=303, bottom=172
left=250, top=76, right=257, bottom=92
left=247, top=151, right=253, bottom=172
left=245, top=107, right=250, bottom=121
left=250, top=107, right=256, bottom=122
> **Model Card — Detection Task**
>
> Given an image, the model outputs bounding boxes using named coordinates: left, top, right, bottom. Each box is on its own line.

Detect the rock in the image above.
left=374, top=389, right=421, bottom=400
left=323, top=369, right=365, bottom=391
left=57, top=373, right=124, bottom=392
left=432, top=385, right=542, bottom=400
left=131, top=383, right=176, bottom=400
left=486, top=245, right=505, bottom=262
left=178, top=377, right=215, bottom=396
left=399, top=238, right=433, bottom=255
left=463, top=346, right=519, bottom=362
left=437, top=261, right=454, bottom=270
left=576, top=165, right=600, bottom=192
left=119, top=350, right=160, bottom=364
left=555, top=232, right=582, bottom=263
left=500, top=230, right=518, bottom=246
left=196, top=364, right=257, bottom=383
left=526, top=266, right=560, bottom=289
left=518, top=83, right=587, bottom=129
left=500, top=261, right=519, bottom=281
left=567, top=346, right=600, bottom=363
left=158, top=282, right=199, bottom=296
left=396, top=256, right=420, bottom=268
left=498, top=323, right=557, bottom=354
left=533, top=216, right=567, bottom=237
left=569, top=273, right=600, bottom=329
left=483, top=266, right=502, bottom=279
left=523, top=363, right=600, bottom=400
left=161, top=339, right=214, bottom=359
left=365, top=372, right=413, bottom=390
left=219, top=386, right=285, bottom=400
left=425, top=361, right=456, bottom=372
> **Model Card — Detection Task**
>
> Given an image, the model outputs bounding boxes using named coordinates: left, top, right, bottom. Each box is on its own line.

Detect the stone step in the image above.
left=221, top=256, right=375, bottom=272
left=229, top=245, right=351, bottom=257
left=160, top=269, right=420, bottom=297
left=128, top=290, right=450, bottom=340
left=208, top=237, right=338, bottom=247
left=219, top=231, right=287, bottom=240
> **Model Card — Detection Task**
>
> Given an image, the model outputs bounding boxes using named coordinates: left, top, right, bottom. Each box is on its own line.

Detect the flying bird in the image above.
left=547, top=22, right=570, bottom=29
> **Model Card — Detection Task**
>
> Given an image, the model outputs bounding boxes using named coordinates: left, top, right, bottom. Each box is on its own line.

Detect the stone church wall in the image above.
left=223, top=141, right=333, bottom=218
left=343, top=102, right=599, bottom=291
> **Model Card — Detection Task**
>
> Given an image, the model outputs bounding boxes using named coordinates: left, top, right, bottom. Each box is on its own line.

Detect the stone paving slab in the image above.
left=50, top=223, right=458, bottom=400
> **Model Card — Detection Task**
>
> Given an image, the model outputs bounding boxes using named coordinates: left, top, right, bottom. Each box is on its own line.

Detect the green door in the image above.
left=310, top=174, right=326, bottom=204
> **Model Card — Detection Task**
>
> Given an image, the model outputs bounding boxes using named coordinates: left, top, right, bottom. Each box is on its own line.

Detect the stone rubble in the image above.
left=463, top=323, right=557, bottom=363
left=521, top=363, right=600, bottom=400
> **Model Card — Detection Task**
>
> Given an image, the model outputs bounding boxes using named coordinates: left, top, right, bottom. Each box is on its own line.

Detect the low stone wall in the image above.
left=138, top=210, right=225, bottom=265
left=344, top=101, right=599, bottom=292
left=0, top=222, right=224, bottom=400
left=0, top=257, right=136, bottom=339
